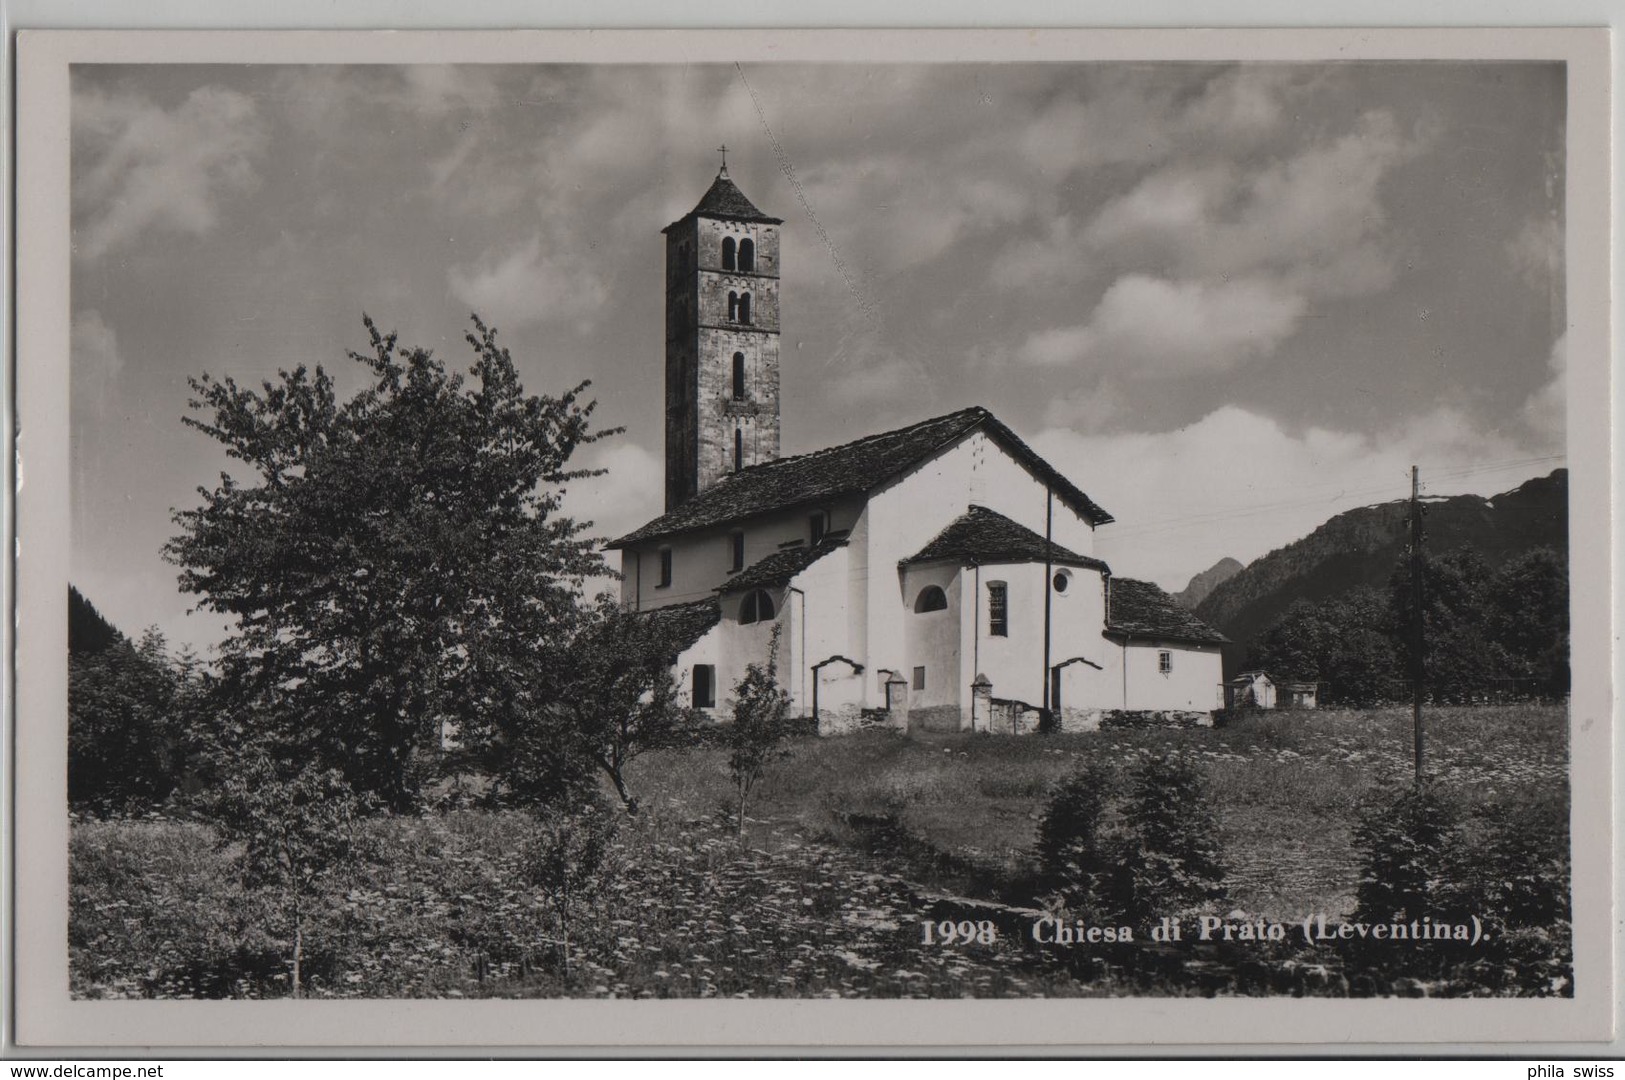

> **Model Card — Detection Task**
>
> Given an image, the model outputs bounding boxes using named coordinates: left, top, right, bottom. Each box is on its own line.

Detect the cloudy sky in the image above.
left=69, top=61, right=1566, bottom=650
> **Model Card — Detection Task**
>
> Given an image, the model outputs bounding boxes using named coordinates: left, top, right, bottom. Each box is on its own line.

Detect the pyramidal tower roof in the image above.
left=663, top=165, right=783, bottom=232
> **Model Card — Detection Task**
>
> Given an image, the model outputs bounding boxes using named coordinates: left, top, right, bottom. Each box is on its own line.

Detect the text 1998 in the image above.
left=920, top=919, right=998, bottom=945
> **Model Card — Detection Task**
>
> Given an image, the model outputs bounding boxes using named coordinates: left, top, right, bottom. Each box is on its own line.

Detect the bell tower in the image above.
left=662, top=159, right=784, bottom=510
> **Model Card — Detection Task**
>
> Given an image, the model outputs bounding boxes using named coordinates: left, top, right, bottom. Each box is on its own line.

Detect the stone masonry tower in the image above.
left=661, top=163, right=784, bottom=510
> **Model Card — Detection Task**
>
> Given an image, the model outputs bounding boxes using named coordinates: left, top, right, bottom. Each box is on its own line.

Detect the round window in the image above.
left=1052, top=571, right=1070, bottom=593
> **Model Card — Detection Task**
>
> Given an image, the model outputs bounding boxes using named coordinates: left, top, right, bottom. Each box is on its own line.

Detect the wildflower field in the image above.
left=70, top=704, right=1569, bottom=999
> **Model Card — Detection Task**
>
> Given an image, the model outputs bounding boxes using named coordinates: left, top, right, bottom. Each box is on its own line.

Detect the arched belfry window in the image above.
left=721, top=236, right=737, bottom=271
left=738, top=292, right=752, bottom=325
left=733, top=427, right=744, bottom=472
left=727, top=291, right=739, bottom=322
left=732, top=352, right=746, bottom=400
left=738, top=238, right=755, bottom=272
left=914, top=585, right=948, bottom=613
left=740, top=589, right=777, bottom=625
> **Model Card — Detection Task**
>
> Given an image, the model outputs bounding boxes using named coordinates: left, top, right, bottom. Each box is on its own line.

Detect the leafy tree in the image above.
left=1389, top=548, right=1505, bottom=703
left=208, top=747, right=373, bottom=997
left=165, top=315, right=612, bottom=810
left=1486, top=546, right=1569, bottom=696
left=69, top=625, right=184, bottom=813
left=726, top=626, right=793, bottom=836
left=1249, top=587, right=1403, bottom=706
left=68, top=584, right=121, bottom=657
left=506, top=594, right=697, bottom=813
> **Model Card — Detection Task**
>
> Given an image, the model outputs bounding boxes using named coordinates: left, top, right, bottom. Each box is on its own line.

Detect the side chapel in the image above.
left=606, top=166, right=1227, bottom=733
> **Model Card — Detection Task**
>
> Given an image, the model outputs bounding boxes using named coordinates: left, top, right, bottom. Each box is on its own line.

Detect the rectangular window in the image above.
left=658, top=548, right=673, bottom=588
left=809, top=512, right=827, bottom=544
left=729, top=531, right=745, bottom=572
left=913, top=666, right=926, bottom=691
left=987, top=582, right=1008, bottom=637
left=1159, top=650, right=1173, bottom=675
left=692, top=664, right=716, bottom=709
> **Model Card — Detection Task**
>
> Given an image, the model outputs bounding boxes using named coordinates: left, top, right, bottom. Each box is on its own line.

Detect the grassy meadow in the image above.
left=71, top=704, right=1569, bottom=999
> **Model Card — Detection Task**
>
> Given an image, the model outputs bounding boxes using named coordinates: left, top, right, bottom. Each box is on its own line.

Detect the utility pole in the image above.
left=1042, top=488, right=1054, bottom=719
left=1409, top=465, right=1426, bottom=785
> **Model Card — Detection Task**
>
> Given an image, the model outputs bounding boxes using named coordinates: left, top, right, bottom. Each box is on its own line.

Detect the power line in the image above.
left=735, top=63, right=876, bottom=326
left=1098, top=454, right=1565, bottom=541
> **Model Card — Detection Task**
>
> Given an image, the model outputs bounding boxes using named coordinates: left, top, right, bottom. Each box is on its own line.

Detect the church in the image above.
left=606, top=166, right=1227, bottom=734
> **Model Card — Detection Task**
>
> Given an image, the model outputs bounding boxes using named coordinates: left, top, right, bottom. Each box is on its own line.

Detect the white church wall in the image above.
left=706, top=587, right=787, bottom=715
left=858, top=434, right=1101, bottom=719
left=965, top=560, right=1048, bottom=712
left=672, top=625, right=724, bottom=717
left=1046, top=565, right=1114, bottom=721
left=957, top=431, right=1101, bottom=556
left=784, top=543, right=859, bottom=718
left=1118, top=640, right=1225, bottom=712
left=620, top=493, right=866, bottom=611
left=900, top=563, right=962, bottom=731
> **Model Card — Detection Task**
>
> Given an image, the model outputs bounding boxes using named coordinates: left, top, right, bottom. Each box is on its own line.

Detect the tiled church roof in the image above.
left=901, top=506, right=1109, bottom=572
left=721, top=534, right=849, bottom=594
left=608, top=407, right=1113, bottom=548
left=1105, top=578, right=1229, bottom=645
left=663, top=169, right=783, bottom=231
left=630, top=597, right=722, bottom=655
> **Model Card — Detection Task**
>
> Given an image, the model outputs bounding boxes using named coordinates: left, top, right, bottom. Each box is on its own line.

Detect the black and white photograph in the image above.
left=10, top=26, right=1614, bottom=1051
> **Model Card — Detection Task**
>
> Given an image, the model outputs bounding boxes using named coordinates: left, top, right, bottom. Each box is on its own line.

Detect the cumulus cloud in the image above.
left=825, top=348, right=927, bottom=406
left=398, top=66, right=502, bottom=116
left=73, top=84, right=267, bottom=261
left=1507, top=213, right=1563, bottom=292
left=1522, top=332, right=1566, bottom=450
left=1033, top=403, right=1551, bottom=592
left=1013, top=66, right=1297, bottom=176
left=1079, top=110, right=1416, bottom=290
left=71, top=310, right=123, bottom=419
left=447, top=235, right=607, bottom=332
left=560, top=439, right=664, bottom=549
left=1015, top=274, right=1305, bottom=376
left=1005, top=110, right=1417, bottom=378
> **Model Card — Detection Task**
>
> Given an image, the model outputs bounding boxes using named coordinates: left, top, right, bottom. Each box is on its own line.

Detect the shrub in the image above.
left=1352, top=786, right=1465, bottom=926
left=1109, top=752, right=1228, bottom=922
left=1035, top=752, right=1227, bottom=924
left=1349, top=784, right=1571, bottom=994
left=70, top=820, right=286, bottom=998
left=1033, top=764, right=1117, bottom=915
left=208, top=751, right=374, bottom=997
left=520, top=799, right=619, bottom=977
left=726, top=626, right=793, bottom=835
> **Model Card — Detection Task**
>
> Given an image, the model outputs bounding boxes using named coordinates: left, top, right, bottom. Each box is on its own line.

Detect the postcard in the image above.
left=9, top=26, right=1614, bottom=1053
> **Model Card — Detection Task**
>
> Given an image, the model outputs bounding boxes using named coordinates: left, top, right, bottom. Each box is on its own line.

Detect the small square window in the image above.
left=912, top=666, right=926, bottom=691
left=810, top=512, right=827, bottom=544
left=729, top=531, right=745, bottom=571
left=658, top=548, right=673, bottom=588
left=1158, top=651, right=1172, bottom=675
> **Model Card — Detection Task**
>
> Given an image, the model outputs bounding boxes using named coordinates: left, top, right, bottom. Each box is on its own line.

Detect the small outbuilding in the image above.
left=1280, top=680, right=1319, bottom=709
left=1226, top=670, right=1277, bottom=710
left=1226, top=671, right=1320, bottom=710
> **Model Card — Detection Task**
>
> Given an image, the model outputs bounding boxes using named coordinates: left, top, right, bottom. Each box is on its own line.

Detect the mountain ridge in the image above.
left=1173, top=556, right=1244, bottom=610
left=1193, top=469, right=1567, bottom=670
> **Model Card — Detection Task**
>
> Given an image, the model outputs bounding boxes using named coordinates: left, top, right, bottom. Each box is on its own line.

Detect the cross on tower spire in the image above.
left=716, top=143, right=729, bottom=176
